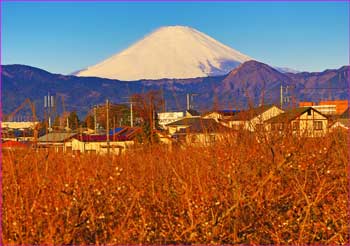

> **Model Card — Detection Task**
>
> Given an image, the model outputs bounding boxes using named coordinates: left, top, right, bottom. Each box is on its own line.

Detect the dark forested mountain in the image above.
left=1, top=61, right=348, bottom=119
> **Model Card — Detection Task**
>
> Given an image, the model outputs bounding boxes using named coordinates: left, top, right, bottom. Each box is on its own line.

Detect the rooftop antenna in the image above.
left=44, top=92, right=54, bottom=131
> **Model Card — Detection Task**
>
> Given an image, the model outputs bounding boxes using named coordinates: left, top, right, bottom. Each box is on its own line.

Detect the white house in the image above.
left=227, top=105, right=284, bottom=131
left=70, top=138, right=134, bottom=155
left=157, top=111, right=185, bottom=127
left=267, top=107, right=329, bottom=137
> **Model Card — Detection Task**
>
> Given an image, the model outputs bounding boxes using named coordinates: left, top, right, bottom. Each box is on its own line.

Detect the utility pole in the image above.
left=130, top=102, right=133, bottom=127
left=106, top=99, right=110, bottom=155
left=187, top=93, right=190, bottom=111
left=186, top=93, right=199, bottom=111
left=280, top=83, right=283, bottom=109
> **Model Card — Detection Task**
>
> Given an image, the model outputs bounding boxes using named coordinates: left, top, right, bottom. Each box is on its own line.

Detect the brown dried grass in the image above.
left=2, top=130, right=349, bottom=244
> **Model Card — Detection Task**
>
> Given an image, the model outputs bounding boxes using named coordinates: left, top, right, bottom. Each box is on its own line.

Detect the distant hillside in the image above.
left=1, top=61, right=348, bottom=119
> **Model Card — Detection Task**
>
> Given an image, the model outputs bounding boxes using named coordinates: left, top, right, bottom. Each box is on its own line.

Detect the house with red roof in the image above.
left=70, top=127, right=141, bottom=154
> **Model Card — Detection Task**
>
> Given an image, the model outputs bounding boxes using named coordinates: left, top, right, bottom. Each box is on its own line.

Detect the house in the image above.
left=227, top=105, right=284, bottom=131
left=185, top=109, right=201, bottom=117
left=168, top=117, right=229, bottom=145
left=2, top=140, right=30, bottom=150
left=329, top=107, right=349, bottom=131
left=202, top=110, right=240, bottom=121
left=155, top=130, right=173, bottom=145
left=1, top=121, right=40, bottom=130
left=299, top=100, right=348, bottom=115
left=70, top=136, right=134, bottom=155
left=157, top=111, right=185, bottom=128
left=266, top=107, right=328, bottom=137
left=70, top=127, right=141, bottom=154
left=37, top=132, right=78, bottom=152
left=157, top=109, right=201, bottom=129
left=166, top=117, right=204, bottom=135
left=1, top=128, right=36, bottom=142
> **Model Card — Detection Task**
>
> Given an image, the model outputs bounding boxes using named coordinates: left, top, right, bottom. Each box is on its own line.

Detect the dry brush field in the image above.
left=2, top=131, right=350, bottom=244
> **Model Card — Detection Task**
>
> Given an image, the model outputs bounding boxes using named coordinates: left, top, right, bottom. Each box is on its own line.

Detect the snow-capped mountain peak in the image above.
left=76, top=25, right=253, bottom=81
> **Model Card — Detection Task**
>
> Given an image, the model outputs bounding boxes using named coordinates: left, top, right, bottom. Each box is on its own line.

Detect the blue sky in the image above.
left=2, top=1, right=349, bottom=74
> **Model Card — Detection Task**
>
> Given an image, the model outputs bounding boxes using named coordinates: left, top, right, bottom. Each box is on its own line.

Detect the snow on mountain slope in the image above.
left=76, top=26, right=252, bottom=81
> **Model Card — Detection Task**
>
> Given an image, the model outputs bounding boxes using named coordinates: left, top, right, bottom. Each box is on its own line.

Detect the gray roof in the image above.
left=38, top=132, right=77, bottom=142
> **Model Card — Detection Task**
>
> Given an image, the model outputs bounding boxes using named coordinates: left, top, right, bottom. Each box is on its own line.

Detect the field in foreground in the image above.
left=2, top=131, right=349, bottom=244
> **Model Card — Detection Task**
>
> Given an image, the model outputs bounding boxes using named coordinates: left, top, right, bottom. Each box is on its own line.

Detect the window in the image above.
left=307, top=109, right=312, bottom=116
left=314, top=121, right=323, bottom=130
left=292, top=121, right=300, bottom=130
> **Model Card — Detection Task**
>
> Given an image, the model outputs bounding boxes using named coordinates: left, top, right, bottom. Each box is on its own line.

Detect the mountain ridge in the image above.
left=2, top=61, right=348, bottom=118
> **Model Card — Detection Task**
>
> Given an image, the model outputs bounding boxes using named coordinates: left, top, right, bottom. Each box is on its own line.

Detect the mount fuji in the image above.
left=76, top=26, right=253, bottom=81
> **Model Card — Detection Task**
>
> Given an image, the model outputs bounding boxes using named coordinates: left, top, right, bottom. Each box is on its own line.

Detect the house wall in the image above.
left=70, top=139, right=134, bottom=154
left=269, top=110, right=328, bottom=137
left=185, top=132, right=224, bottom=146
left=229, top=120, right=245, bottom=130
left=167, top=125, right=189, bottom=135
left=229, top=106, right=284, bottom=131
left=158, top=112, right=184, bottom=127
left=297, top=110, right=328, bottom=137
left=248, top=106, right=284, bottom=131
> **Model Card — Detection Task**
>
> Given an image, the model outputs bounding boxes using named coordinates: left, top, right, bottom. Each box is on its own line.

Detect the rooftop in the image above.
left=267, top=107, right=327, bottom=123
left=169, top=118, right=228, bottom=134
left=231, top=105, right=277, bottom=121
left=38, top=132, right=77, bottom=142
